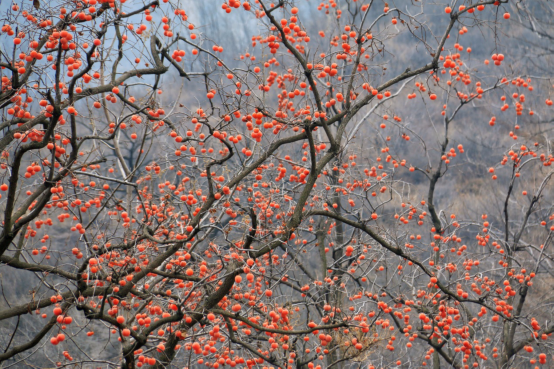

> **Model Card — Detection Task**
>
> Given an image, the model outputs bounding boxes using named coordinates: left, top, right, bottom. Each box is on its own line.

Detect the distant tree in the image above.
left=1, top=0, right=553, bottom=368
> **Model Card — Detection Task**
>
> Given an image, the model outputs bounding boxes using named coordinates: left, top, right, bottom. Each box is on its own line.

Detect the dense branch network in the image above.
left=0, top=0, right=553, bottom=369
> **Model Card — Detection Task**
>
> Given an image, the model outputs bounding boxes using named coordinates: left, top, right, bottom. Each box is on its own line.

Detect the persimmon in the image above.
left=0, top=0, right=551, bottom=368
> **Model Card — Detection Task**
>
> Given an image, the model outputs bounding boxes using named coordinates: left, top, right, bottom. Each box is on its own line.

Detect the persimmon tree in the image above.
left=1, top=0, right=553, bottom=368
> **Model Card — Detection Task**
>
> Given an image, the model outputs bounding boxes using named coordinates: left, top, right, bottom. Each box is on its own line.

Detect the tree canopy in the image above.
left=1, top=0, right=554, bottom=368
